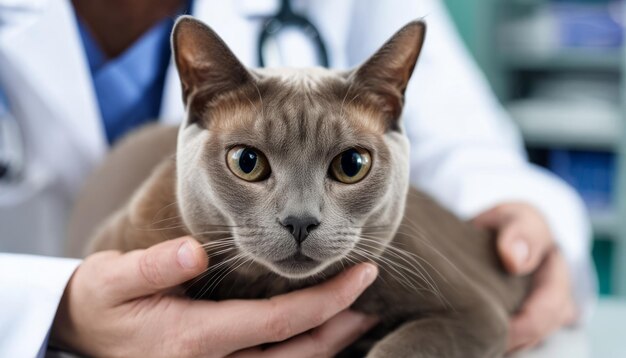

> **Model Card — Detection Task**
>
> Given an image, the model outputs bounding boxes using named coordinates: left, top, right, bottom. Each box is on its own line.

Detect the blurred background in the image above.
left=443, top=0, right=626, bottom=299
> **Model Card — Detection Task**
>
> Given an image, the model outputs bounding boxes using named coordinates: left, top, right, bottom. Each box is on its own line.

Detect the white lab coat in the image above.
left=0, top=0, right=595, bottom=355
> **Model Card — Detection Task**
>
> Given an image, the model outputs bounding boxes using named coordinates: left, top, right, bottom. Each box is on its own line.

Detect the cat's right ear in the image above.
left=349, top=21, right=426, bottom=131
left=172, top=16, right=254, bottom=125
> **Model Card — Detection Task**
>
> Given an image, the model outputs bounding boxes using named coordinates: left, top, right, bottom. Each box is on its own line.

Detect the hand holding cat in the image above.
left=50, top=237, right=379, bottom=357
left=473, top=203, right=577, bottom=352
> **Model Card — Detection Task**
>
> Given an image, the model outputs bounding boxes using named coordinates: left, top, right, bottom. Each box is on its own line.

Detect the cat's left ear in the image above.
left=350, top=21, right=426, bottom=130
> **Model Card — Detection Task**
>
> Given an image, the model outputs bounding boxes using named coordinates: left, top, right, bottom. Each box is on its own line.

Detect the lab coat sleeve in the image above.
left=346, top=0, right=596, bottom=320
left=0, top=254, right=81, bottom=357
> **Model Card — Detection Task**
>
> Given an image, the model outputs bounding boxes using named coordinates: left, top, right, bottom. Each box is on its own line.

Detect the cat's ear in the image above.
left=350, top=21, right=426, bottom=130
left=172, top=16, right=254, bottom=125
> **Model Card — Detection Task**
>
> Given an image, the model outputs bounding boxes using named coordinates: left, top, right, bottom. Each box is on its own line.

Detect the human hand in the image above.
left=51, top=237, right=379, bottom=357
left=473, top=203, right=577, bottom=352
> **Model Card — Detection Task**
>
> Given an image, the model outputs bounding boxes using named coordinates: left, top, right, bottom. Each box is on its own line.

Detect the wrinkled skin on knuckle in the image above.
left=265, top=300, right=295, bottom=342
left=308, top=309, right=327, bottom=330
left=139, top=250, right=166, bottom=288
left=85, top=252, right=123, bottom=298
left=166, top=322, right=218, bottom=358
left=176, top=333, right=206, bottom=358
left=94, top=269, right=126, bottom=304
left=332, top=284, right=356, bottom=309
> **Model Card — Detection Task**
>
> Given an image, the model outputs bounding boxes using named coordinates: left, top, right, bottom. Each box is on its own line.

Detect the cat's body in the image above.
left=75, top=17, right=529, bottom=357
left=82, top=126, right=528, bottom=357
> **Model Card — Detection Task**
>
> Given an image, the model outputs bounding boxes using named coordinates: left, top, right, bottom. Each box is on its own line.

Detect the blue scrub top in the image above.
left=76, top=3, right=191, bottom=144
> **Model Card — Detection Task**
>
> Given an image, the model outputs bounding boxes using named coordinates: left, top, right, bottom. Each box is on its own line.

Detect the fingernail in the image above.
left=512, top=239, right=529, bottom=266
left=360, top=263, right=378, bottom=286
left=177, top=241, right=198, bottom=269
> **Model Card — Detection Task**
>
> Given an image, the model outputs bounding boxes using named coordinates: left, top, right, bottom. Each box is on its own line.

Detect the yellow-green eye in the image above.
left=227, top=146, right=271, bottom=182
left=330, top=148, right=372, bottom=184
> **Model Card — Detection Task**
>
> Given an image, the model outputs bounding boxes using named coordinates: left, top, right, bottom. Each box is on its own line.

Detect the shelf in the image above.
left=501, top=49, right=622, bottom=72
left=591, top=209, right=618, bottom=238
left=507, top=99, right=622, bottom=150
left=508, top=0, right=544, bottom=5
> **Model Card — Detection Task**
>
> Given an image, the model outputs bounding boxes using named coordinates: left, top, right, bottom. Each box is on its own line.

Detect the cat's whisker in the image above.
left=394, top=218, right=467, bottom=284
left=188, top=253, right=247, bottom=298
left=358, top=233, right=454, bottom=309
left=351, top=245, right=418, bottom=288
left=355, top=235, right=449, bottom=305
left=354, top=224, right=394, bottom=230
left=204, top=254, right=252, bottom=298
left=339, top=80, right=355, bottom=123
left=147, top=214, right=182, bottom=226
left=351, top=248, right=426, bottom=296
left=358, top=236, right=437, bottom=279
left=354, top=246, right=428, bottom=294
left=358, top=235, right=447, bottom=303
left=191, top=230, right=235, bottom=237
left=362, top=220, right=464, bottom=287
left=204, top=247, right=237, bottom=259
left=196, top=238, right=238, bottom=254
left=252, top=79, right=265, bottom=120
left=189, top=252, right=240, bottom=282
left=150, top=201, right=180, bottom=224
left=132, top=224, right=188, bottom=232
left=343, top=253, right=393, bottom=288
left=198, top=241, right=236, bottom=250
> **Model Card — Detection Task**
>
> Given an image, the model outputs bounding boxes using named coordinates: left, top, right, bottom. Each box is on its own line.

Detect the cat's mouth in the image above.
left=273, top=252, right=321, bottom=276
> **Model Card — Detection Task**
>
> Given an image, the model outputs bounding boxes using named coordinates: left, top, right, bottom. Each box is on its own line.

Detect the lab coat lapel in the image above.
left=0, top=0, right=106, bottom=163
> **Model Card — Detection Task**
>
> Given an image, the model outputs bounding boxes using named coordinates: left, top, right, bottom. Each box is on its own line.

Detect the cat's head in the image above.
left=172, top=16, right=425, bottom=279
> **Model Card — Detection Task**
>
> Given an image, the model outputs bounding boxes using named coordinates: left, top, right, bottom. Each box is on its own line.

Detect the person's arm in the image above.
left=346, top=0, right=595, bottom=351
left=400, top=0, right=595, bottom=319
left=0, top=254, right=80, bottom=357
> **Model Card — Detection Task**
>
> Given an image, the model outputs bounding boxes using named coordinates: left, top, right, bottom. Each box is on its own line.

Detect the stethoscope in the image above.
left=0, top=88, right=24, bottom=183
left=0, top=0, right=329, bottom=182
left=257, top=0, right=329, bottom=68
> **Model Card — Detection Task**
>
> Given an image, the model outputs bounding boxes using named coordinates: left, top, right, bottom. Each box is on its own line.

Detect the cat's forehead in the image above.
left=254, top=67, right=343, bottom=89
left=208, top=67, right=387, bottom=141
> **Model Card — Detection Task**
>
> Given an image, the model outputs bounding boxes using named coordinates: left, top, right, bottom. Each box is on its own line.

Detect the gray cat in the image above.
left=79, top=17, right=529, bottom=357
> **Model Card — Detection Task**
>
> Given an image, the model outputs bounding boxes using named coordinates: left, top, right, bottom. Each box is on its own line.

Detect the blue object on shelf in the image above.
left=549, top=1, right=623, bottom=48
left=548, top=150, right=616, bottom=211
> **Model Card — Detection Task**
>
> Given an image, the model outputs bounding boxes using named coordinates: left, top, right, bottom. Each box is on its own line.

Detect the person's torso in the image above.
left=0, top=0, right=419, bottom=256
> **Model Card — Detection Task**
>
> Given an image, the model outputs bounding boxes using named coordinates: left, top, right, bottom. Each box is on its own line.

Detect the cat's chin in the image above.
left=263, top=253, right=338, bottom=280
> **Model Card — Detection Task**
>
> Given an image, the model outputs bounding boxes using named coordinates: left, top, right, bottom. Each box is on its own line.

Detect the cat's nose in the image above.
left=280, top=216, right=320, bottom=244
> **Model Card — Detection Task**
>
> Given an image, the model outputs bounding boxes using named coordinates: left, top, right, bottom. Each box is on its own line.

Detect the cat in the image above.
left=77, top=16, right=529, bottom=357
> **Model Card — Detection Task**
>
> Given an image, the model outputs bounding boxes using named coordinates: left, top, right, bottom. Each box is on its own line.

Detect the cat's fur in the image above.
left=77, top=17, right=529, bottom=357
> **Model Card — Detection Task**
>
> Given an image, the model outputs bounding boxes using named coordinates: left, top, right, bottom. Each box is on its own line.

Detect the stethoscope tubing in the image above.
left=257, top=0, right=329, bottom=68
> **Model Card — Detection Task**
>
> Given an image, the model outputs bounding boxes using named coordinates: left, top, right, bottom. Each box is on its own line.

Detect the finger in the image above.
left=106, top=237, right=208, bottom=301
left=472, top=205, right=509, bottom=230
left=496, top=226, right=531, bottom=275
left=232, top=310, right=379, bottom=358
left=506, top=251, right=573, bottom=352
left=497, top=223, right=553, bottom=275
left=212, top=263, right=378, bottom=352
left=498, top=227, right=552, bottom=276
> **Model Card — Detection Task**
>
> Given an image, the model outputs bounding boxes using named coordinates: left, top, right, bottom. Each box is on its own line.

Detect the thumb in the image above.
left=472, top=205, right=509, bottom=230
left=108, top=237, right=208, bottom=301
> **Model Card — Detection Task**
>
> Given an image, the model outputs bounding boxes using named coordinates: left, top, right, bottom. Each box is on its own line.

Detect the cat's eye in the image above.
left=227, top=146, right=271, bottom=182
left=330, top=148, right=372, bottom=184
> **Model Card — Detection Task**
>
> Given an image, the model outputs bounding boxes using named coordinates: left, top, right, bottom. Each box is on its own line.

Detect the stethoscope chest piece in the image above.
left=0, top=90, right=25, bottom=183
